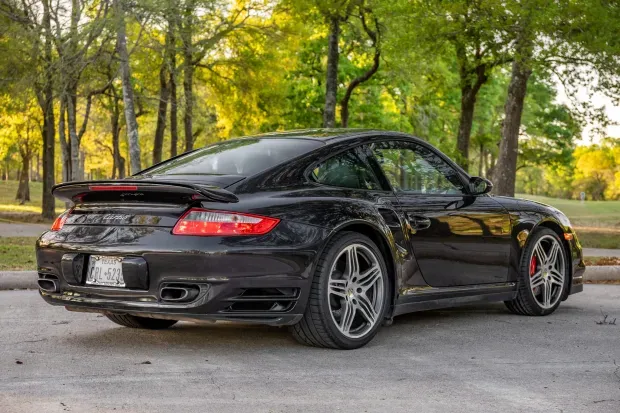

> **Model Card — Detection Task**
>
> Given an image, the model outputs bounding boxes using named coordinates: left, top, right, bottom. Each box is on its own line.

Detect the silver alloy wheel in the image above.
left=529, top=235, right=566, bottom=309
left=327, top=243, right=384, bottom=339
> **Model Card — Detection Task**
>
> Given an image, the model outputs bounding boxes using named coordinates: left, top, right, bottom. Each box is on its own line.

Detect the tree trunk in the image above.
left=168, top=12, right=178, bottom=157
left=35, top=152, right=40, bottom=181
left=40, top=0, right=56, bottom=219
left=153, top=63, right=170, bottom=165
left=455, top=58, right=488, bottom=171
left=16, top=155, right=30, bottom=204
left=494, top=58, right=532, bottom=197
left=66, top=93, right=82, bottom=181
left=79, top=150, right=86, bottom=179
left=340, top=13, right=380, bottom=128
left=170, top=70, right=179, bottom=157
left=112, top=105, right=123, bottom=179
left=182, top=59, right=194, bottom=152
left=456, top=87, right=476, bottom=171
left=181, top=2, right=194, bottom=152
left=107, top=82, right=124, bottom=180
left=59, top=98, right=71, bottom=182
left=115, top=0, right=141, bottom=174
left=340, top=51, right=379, bottom=127
left=323, top=16, right=340, bottom=128
left=478, top=143, right=484, bottom=177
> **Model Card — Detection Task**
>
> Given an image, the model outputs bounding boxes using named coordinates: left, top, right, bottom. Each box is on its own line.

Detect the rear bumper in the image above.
left=36, top=221, right=328, bottom=325
left=39, top=277, right=306, bottom=326
left=569, top=263, right=585, bottom=295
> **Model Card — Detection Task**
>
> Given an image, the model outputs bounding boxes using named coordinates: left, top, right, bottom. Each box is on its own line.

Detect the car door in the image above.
left=368, top=139, right=512, bottom=287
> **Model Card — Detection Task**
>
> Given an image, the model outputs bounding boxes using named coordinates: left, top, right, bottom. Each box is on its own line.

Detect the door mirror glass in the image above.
left=469, top=177, right=493, bottom=195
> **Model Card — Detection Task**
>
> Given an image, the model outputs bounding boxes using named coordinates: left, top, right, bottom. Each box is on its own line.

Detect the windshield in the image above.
left=140, top=138, right=322, bottom=177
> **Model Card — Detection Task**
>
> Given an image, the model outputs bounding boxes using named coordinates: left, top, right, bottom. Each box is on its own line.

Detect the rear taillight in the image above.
left=172, top=208, right=280, bottom=236
left=51, top=208, right=73, bottom=231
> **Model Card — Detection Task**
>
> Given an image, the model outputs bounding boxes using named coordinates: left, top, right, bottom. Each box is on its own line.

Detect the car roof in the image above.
left=243, top=128, right=412, bottom=143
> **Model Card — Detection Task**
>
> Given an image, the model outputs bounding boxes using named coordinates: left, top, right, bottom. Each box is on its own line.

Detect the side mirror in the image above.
left=469, top=176, right=493, bottom=195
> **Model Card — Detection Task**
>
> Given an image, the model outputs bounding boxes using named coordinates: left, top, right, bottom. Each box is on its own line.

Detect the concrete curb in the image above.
left=0, top=271, right=38, bottom=290
left=583, top=266, right=620, bottom=282
left=1, top=266, right=620, bottom=291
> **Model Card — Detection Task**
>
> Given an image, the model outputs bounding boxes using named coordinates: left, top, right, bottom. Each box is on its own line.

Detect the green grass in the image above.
left=0, top=180, right=64, bottom=214
left=0, top=237, right=37, bottom=271
left=516, top=194, right=620, bottom=249
left=516, top=193, right=620, bottom=229
left=573, top=231, right=620, bottom=250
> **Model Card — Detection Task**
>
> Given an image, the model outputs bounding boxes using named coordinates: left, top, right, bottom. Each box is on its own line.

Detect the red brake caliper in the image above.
left=529, top=255, right=537, bottom=277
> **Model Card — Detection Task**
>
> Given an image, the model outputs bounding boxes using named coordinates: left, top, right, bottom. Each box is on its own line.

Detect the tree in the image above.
left=0, top=96, right=41, bottom=203
left=339, top=4, right=381, bottom=128
left=178, top=0, right=265, bottom=152
left=494, top=0, right=620, bottom=196
left=114, top=0, right=141, bottom=174
left=392, top=0, right=513, bottom=169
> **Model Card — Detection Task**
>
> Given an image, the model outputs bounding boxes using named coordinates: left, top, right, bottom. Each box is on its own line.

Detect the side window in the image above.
left=311, top=148, right=381, bottom=190
left=371, top=141, right=464, bottom=194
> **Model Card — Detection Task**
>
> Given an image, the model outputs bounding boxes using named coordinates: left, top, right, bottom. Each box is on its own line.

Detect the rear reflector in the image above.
left=172, top=208, right=280, bottom=236
left=88, top=185, right=138, bottom=191
left=51, top=208, right=73, bottom=231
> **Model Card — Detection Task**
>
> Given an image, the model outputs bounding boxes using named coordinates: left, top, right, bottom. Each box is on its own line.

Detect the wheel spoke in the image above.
left=543, top=280, right=553, bottom=307
left=535, top=243, right=548, bottom=264
left=548, top=243, right=560, bottom=267
left=530, top=272, right=544, bottom=288
left=549, top=269, right=564, bottom=286
left=328, top=279, right=347, bottom=298
left=356, top=294, right=378, bottom=325
left=339, top=300, right=356, bottom=334
left=345, top=246, right=360, bottom=279
left=357, top=265, right=381, bottom=291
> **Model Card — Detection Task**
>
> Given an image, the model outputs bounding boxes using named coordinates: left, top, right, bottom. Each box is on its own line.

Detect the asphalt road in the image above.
left=1, top=286, right=619, bottom=413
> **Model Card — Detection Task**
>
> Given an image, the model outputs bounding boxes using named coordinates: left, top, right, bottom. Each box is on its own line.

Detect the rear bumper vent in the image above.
left=222, top=288, right=300, bottom=313
left=38, top=273, right=60, bottom=293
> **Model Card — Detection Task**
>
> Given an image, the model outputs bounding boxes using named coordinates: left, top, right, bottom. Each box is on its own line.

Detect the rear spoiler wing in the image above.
left=52, top=180, right=239, bottom=204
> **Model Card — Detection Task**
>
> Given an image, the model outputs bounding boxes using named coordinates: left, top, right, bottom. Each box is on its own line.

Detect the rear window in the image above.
left=141, top=138, right=322, bottom=177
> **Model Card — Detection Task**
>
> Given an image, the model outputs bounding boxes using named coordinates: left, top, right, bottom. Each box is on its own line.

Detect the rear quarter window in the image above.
left=142, top=138, right=322, bottom=177
left=311, top=148, right=381, bottom=190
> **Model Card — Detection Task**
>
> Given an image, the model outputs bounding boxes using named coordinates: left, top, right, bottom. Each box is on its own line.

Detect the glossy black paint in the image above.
left=36, top=129, right=584, bottom=325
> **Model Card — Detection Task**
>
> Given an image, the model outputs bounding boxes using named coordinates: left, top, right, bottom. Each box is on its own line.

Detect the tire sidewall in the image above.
left=316, top=232, right=390, bottom=349
left=521, top=228, right=569, bottom=315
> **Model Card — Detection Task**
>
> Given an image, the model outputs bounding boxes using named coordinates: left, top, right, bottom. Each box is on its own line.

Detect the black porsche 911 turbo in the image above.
left=36, top=129, right=585, bottom=349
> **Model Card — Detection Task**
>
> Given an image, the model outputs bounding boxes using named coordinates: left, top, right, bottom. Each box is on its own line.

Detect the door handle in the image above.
left=407, top=214, right=431, bottom=230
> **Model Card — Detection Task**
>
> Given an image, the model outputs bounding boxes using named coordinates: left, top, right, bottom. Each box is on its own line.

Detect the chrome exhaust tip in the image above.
left=160, top=285, right=200, bottom=302
left=38, top=278, right=59, bottom=293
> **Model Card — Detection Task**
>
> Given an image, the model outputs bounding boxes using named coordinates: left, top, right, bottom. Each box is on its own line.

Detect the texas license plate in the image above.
left=86, top=256, right=125, bottom=287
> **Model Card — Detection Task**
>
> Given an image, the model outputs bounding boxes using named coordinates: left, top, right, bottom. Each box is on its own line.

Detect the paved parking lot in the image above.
left=1, top=285, right=619, bottom=413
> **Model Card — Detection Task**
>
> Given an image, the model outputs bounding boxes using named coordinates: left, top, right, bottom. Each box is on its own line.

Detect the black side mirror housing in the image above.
left=469, top=176, right=493, bottom=195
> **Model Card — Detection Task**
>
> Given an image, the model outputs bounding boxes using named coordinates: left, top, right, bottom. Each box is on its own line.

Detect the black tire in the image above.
left=105, top=313, right=178, bottom=329
left=291, top=231, right=390, bottom=349
left=505, top=228, right=569, bottom=316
